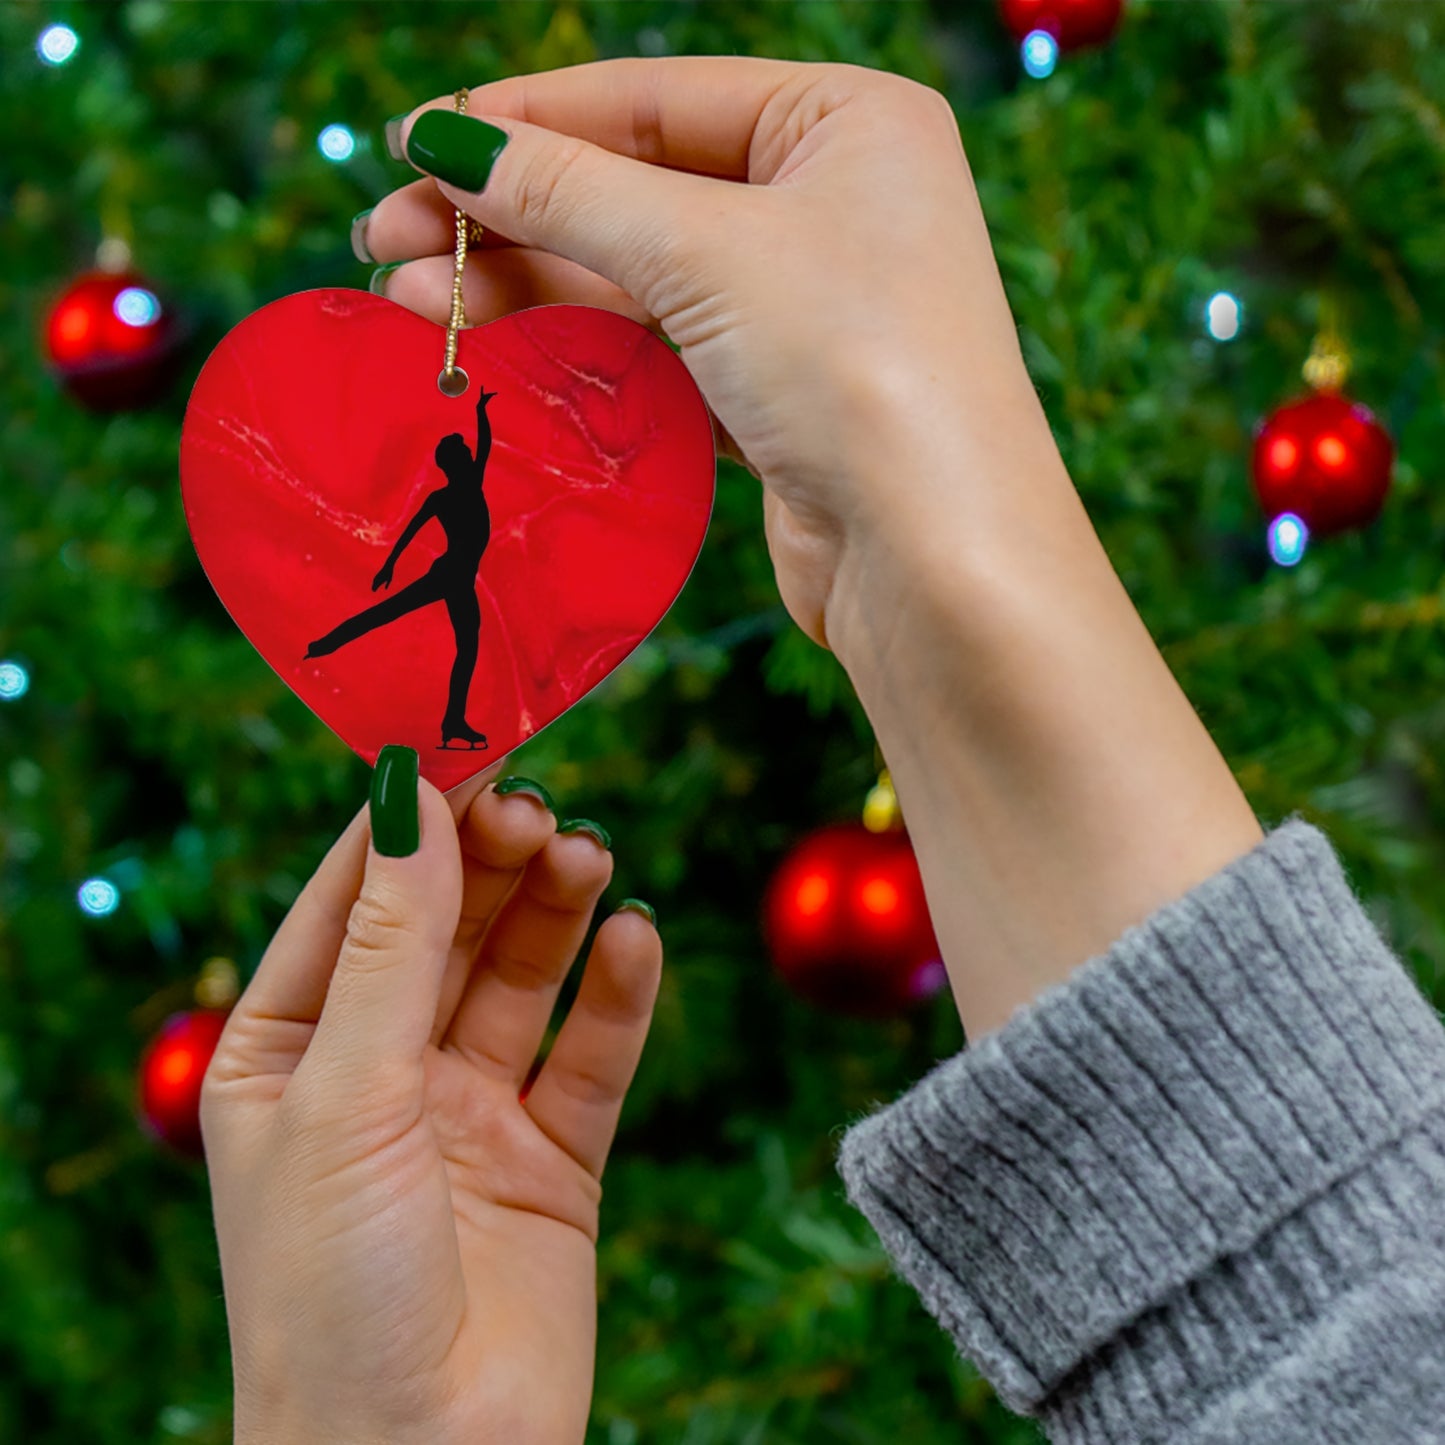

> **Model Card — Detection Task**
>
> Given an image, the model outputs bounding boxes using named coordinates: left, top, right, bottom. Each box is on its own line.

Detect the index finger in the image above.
left=409, top=55, right=809, bottom=182
left=220, top=766, right=498, bottom=1043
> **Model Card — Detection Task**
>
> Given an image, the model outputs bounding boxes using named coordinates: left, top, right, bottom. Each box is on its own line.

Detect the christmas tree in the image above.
left=3, top=3, right=1443, bottom=1442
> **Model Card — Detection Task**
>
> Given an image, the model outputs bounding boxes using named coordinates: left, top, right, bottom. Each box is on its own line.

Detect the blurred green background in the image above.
left=2, top=2, right=1444, bottom=1441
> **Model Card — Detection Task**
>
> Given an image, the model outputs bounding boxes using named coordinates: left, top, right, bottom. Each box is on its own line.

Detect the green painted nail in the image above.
left=370, top=745, right=419, bottom=857
left=558, top=818, right=611, bottom=851
left=350, top=208, right=375, bottom=264
left=384, top=113, right=409, bottom=162
left=405, top=110, right=510, bottom=192
left=369, top=261, right=404, bottom=297
left=494, top=776, right=555, bottom=812
left=617, top=898, right=656, bottom=926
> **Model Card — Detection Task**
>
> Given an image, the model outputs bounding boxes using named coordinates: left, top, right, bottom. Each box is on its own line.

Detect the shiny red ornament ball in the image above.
left=137, top=1009, right=230, bottom=1157
left=44, top=270, right=181, bottom=410
left=1251, top=392, right=1394, bottom=537
left=998, top=0, right=1124, bottom=49
left=763, top=822, right=945, bottom=1017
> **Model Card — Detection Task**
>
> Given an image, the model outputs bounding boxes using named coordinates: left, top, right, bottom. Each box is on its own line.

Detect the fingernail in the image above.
left=405, top=110, right=510, bottom=192
left=384, top=113, right=409, bottom=162
left=369, top=261, right=404, bottom=297
left=558, top=818, right=611, bottom=851
left=617, top=898, right=656, bottom=926
left=493, top=775, right=555, bottom=812
left=370, top=745, right=420, bottom=857
left=350, top=208, right=375, bottom=264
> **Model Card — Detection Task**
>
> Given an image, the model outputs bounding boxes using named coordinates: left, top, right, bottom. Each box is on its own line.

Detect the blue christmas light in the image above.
left=0, top=660, right=29, bottom=701
left=78, top=877, right=121, bottom=917
left=37, top=24, right=79, bottom=66
left=318, top=124, right=356, bottom=162
left=114, top=287, right=161, bottom=328
left=1205, top=291, right=1242, bottom=342
left=1021, top=30, right=1059, bottom=79
left=1267, top=512, right=1309, bottom=567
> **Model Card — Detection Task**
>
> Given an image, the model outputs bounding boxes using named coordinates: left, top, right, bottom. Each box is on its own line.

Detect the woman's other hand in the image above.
left=202, top=761, right=661, bottom=1445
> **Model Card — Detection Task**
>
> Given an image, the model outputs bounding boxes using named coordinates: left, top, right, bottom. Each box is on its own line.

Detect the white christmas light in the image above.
left=78, top=877, right=121, bottom=917
left=318, top=124, right=356, bottom=162
left=0, top=660, right=29, bottom=700
left=1205, top=291, right=1243, bottom=342
left=1022, top=30, right=1059, bottom=79
left=1267, top=512, right=1308, bottom=567
left=114, top=287, right=161, bottom=327
left=38, top=24, right=79, bottom=66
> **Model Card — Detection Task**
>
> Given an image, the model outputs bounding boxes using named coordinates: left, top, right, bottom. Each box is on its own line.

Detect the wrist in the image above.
left=823, top=404, right=1262, bottom=1038
left=822, top=365, right=1080, bottom=684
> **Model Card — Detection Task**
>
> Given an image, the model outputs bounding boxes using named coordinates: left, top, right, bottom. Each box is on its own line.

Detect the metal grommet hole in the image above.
left=437, top=366, right=470, bottom=398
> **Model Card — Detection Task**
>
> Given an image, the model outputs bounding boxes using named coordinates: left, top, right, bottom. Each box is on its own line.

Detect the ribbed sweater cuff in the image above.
left=835, top=819, right=1445, bottom=1428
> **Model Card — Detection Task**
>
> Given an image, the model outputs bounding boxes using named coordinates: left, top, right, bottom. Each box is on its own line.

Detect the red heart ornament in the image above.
left=180, top=290, right=715, bottom=790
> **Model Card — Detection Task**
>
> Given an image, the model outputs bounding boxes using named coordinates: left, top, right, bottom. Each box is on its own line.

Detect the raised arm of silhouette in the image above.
left=374, top=493, right=439, bottom=591
left=473, top=387, right=497, bottom=483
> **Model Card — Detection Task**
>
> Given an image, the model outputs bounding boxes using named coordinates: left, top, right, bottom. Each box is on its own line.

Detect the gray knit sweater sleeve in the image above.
left=835, top=819, right=1445, bottom=1443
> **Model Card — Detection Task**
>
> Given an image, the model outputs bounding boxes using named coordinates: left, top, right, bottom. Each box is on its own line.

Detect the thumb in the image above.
left=303, top=747, right=463, bottom=1089
left=398, top=106, right=730, bottom=316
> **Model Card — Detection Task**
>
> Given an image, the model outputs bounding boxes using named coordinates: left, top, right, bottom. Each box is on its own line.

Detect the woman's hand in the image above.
left=363, top=58, right=1262, bottom=1042
left=361, top=57, right=1050, bottom=658
left=201, top=764, right=661, bottom=1445
left=372, top=560, right=394, bottom=591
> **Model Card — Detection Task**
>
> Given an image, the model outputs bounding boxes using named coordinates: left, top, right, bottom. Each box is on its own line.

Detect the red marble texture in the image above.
left=180, top=290, right=715, bottom=790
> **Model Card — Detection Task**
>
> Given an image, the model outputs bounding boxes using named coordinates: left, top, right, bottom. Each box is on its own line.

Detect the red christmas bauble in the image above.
left=1251, top=391, right=1394, bottom=537
left=44, top=270, right=182, bottom=410
left=763, top=822, right=945, bottom=1017
left=137, top=1009, right=230, bottom=1157
left=998, top=0, right=1124, bottom=49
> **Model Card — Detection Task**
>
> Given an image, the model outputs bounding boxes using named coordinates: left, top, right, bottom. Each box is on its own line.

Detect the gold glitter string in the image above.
left=440, top=88, right=481, bottom=395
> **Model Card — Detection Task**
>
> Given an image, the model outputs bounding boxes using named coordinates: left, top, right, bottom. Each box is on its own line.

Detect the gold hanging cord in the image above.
left=439, top=88, right=483, bottom=396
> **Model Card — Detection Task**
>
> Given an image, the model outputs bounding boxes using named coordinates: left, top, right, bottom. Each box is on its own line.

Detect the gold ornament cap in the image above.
left=1303, top=297, right=1350, bottom=392
left=1302, top=331, right=1350, bottom=393
left=863, top=768, right=902, bottom=833
left=194, top=956, right=240, bottom=1010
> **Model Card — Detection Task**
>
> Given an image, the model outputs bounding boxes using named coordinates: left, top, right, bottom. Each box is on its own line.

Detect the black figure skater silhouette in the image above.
left=305, top=385, right=497, bottom=750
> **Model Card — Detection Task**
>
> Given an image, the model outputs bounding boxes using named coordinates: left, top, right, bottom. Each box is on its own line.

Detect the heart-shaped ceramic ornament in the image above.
left=180, top=290, right=716, bottom=790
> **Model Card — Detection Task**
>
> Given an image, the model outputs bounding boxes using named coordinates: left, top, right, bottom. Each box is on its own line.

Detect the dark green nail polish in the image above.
left=405, top=110, right=510, bottom=192
left=493, top=775, right=555, bottom=812
left=370, top=745, right=419, bottom=857
left=369, top=261, right=403, bottom=297
left=617, top=898, right=656, bottom=926
left=350, top=208, right=375, bottom=264
left=384, top=113, right=409, bottom=162
left=559, top=818, right=611, bottom=851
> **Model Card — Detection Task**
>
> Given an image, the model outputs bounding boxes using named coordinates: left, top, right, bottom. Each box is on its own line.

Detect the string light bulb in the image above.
left=0, top=660, right=30, bottom=701
left=1267, top=512, right=1309, bottom=567
left=37, top=24, right=79, bottom=66
left=317, top=124, right=356, bottom=162
left=1021, top=29, right=1059, bottom=77
left=1205, top=291, right=1242, bottom=341
left=78, top=877, right=121, bottom=917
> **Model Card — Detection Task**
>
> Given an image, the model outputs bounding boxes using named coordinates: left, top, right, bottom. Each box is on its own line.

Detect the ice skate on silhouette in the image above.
left=306, top=386, right=498, bottom=751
